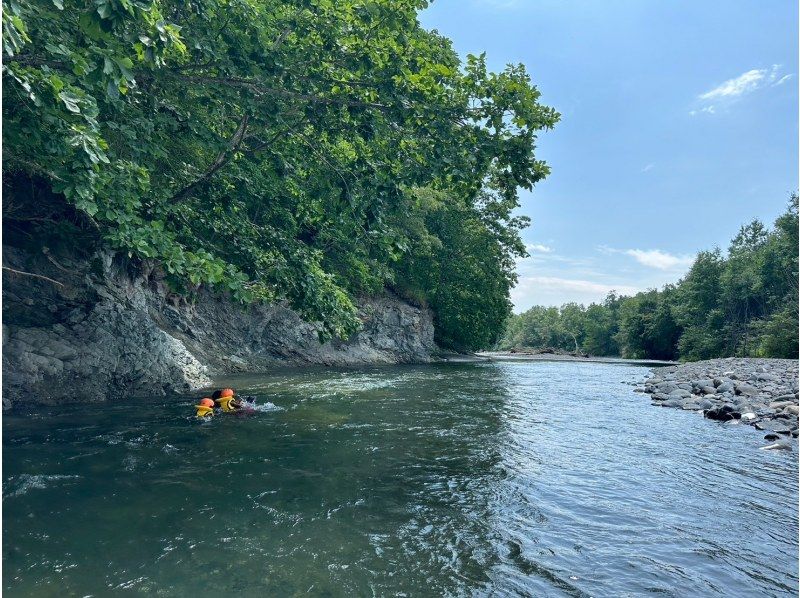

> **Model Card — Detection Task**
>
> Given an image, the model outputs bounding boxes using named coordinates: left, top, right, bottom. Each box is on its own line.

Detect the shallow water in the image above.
left=3, top=361, right=798, bottom=596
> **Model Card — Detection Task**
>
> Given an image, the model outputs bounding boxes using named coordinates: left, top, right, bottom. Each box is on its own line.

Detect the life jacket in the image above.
left=195, top=405, right=214, bottom=417
left=216, top=396, right=239, bottom=412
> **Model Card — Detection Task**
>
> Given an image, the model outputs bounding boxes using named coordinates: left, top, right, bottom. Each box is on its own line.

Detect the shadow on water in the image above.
left=3, top=362, right=798, bottom=597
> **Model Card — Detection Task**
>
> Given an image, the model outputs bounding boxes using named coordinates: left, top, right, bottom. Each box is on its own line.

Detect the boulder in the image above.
left=774, top=394, right=797, bottom=402
left=754, top=420, right=793, bottom=434
left=717, top=381, right=735, bottom=394
left=760, top=441, right=792, bottom=451
left=661, top=399, right=683, bottom=408
left=757, top=373, right=780, bottom=382
left=734, top=383, right=759, bottom=396
left=705, top=408, right=734, bottom=422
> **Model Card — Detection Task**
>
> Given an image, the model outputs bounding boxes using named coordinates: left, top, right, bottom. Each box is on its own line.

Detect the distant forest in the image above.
left=498, top=195, right=799, bottom=361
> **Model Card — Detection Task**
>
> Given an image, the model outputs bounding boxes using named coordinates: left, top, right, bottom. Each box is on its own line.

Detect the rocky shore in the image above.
left=639, top=358, right=799, bottom=448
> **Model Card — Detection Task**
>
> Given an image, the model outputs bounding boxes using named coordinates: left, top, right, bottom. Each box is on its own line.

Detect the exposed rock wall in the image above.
left=2, top=247, right=436, bottom=407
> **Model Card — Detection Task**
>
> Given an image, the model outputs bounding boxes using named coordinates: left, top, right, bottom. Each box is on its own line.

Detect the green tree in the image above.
left=582, top=292, right=621, bottom=356
left=3, top=0, right=558, bottom=343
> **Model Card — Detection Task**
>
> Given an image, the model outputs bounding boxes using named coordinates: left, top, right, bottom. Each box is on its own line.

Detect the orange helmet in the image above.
left=199, top=398, right=215, bottom=408
left=220, top=388, right=235, bottom=398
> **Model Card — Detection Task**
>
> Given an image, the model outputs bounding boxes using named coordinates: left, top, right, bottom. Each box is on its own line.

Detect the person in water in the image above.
left=212, top=388, right=243, bottom=412
left=195, top=397, right=215, bottom=418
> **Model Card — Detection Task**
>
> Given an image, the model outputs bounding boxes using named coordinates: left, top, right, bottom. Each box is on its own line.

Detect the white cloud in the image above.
left=525, top=243, right=553, bottom=254
left=523, top=276, right=638, bottom=294
left=641, top=163, right=655, bottom=172
left=624, top=249, right=693, bottom=270
left=511, top=276, right=640, bottom=310
left=598, top=246, right=694, bottom=271
left=699, top=69, right=768, bottom=100
left=693, top=65, right=791, bottom=115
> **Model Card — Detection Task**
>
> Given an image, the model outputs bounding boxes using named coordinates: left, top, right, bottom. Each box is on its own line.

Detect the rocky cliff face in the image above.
left=2, top=247, right=436, bottom=407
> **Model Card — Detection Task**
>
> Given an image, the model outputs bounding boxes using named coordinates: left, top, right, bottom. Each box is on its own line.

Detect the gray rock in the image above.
left=735, top=383, right=760, bottom=396
left=661, top=399, right=683, bottom=408
left=669, top=388, right=692, bottom=398
left=754, top=420, right=793, bottom=434
left=717, top=381, right=735, bottom=394
left=760, top=441, right=792, bottom=451
left=774, top=394, right=797, bottom=402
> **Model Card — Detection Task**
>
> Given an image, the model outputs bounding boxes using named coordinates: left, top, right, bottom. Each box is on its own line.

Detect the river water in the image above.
left=3, top=361, right=798, bottom=596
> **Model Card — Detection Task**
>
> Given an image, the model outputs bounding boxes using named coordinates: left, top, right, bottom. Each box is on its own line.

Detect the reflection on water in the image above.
left=3, top=362, right=798, bottom=596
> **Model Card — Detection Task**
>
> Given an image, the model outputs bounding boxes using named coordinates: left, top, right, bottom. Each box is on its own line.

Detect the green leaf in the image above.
left=59, top=90, right=82, bottom=113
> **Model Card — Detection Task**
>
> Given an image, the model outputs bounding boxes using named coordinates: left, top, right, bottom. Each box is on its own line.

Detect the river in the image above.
left=3, top=361, right=798, bottom=596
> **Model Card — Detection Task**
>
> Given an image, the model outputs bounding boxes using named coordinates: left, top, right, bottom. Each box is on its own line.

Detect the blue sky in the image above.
left=420, top=0, right=798, bottom=311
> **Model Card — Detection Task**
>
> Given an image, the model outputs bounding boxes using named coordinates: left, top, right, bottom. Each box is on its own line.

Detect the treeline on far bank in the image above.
left=498, top=196, right=799, bottom=361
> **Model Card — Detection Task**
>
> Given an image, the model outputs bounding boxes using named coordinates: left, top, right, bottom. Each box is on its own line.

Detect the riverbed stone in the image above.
left=754, top=420, right=793, bottom=434
left=640, top=358, right=798, bottom=449
left=717, top=381, right=735, bottom=394
left=735, top=383, right=760, bottom=396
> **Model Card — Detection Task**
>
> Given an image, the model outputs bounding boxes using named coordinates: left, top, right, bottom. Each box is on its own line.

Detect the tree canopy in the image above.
left=3, top=0, right=558, bottom=347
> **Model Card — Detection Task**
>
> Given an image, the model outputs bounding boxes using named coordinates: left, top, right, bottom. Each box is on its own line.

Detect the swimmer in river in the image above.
left=195, top=397, right=215, bottom=418
left=213, top=388, right=244, bottom=412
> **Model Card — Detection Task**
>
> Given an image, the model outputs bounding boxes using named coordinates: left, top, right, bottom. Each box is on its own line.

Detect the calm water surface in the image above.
left=3, top=361, right=798, bottom=596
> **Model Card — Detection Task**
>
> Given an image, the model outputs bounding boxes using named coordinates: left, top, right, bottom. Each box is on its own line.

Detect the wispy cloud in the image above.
left=641, top=163, right=655, bottom=173
left=624, top=249, right=693, bottom=270
left=599, top=246, right=694, bottom=271
left=525, top=243, right=553, bottom=254
left=511, top=275, right=640, bottom=309
left=519, top=276, right=639, bottom=295
left=693, top=65, right=791, bottom=115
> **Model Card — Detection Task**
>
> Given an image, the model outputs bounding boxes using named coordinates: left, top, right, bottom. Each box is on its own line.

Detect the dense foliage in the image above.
left=3, top=0, right=557, bottom=348
left=498, top=196, right=799, bottom=360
